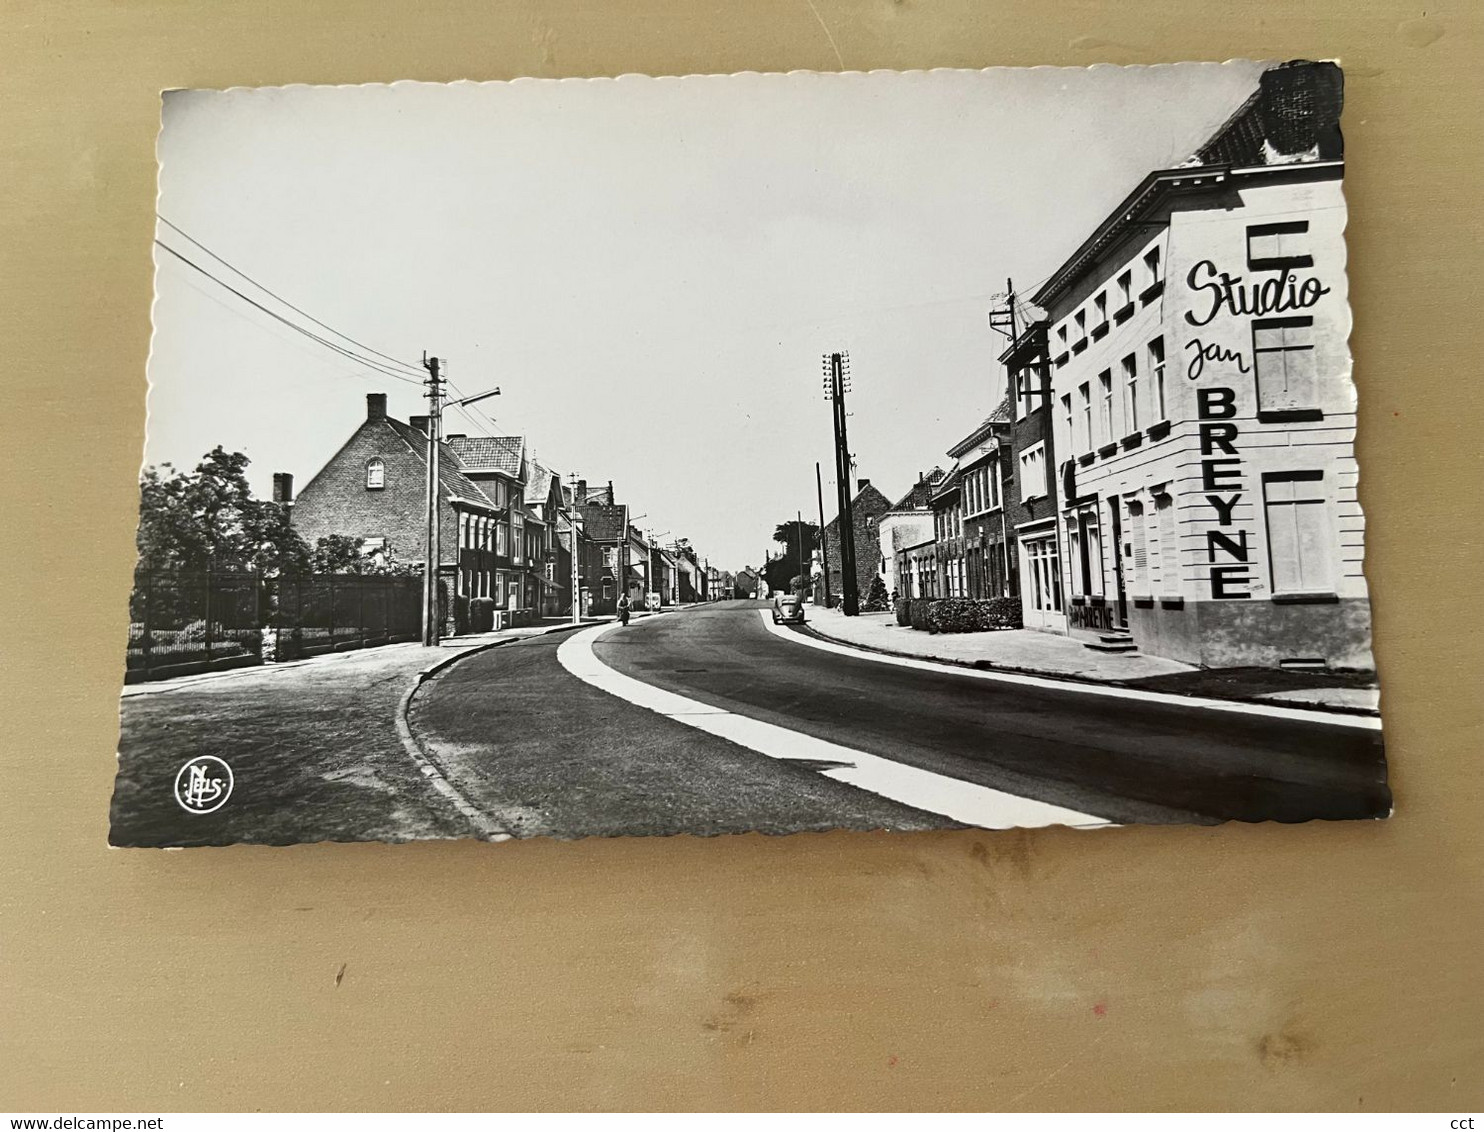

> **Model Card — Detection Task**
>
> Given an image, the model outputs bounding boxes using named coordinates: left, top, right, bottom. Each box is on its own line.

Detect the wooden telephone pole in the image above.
left=815, top=461, right=831, bottom=609
left=421, top=355, right=444, bottom=646
left=823, top=351, right=858, bottom=616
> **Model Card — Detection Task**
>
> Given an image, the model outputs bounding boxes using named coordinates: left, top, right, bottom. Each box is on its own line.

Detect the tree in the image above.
left=312, top=534, right=368, bottom=575
left=765, top=520, right=818, bottom=593
left=136, top=446, right=310, bottom=574
left=863, top=574, right=889, bottom=612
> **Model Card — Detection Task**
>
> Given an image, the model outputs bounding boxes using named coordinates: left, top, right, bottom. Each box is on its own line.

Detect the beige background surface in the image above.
left=2, top=0, right=1481, bottom=1113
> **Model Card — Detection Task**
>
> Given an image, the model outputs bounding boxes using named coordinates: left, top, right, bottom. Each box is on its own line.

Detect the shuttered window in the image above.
left=1263, top=472, right=1333, bottom=594
left=1253, top=317, right=1317, bottom=410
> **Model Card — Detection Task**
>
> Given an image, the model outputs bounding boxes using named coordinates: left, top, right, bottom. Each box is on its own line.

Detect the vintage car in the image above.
left=771, top=591, right=806, bottom=625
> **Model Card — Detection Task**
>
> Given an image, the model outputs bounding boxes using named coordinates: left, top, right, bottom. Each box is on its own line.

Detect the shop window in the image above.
left=1263, top=471, right=1334, bottom=594
left=365, top=457, right=385, bottom=489
left=1247, top=220, right=1313, bottom=271
left=1252, top=317, right=1318, bottom=412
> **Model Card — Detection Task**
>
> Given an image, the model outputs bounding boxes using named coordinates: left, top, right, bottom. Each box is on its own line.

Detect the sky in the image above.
left=147, top=62, right=1268, bottom=570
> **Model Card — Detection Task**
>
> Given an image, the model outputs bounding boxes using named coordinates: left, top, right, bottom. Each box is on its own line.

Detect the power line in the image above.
left=156, top=216, right=424, bottom=377
left=154, top=239, right=423, bottom=387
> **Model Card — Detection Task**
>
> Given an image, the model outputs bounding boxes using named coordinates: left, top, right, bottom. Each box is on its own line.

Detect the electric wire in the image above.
left=154, top=239, right=424, bottom=387
left=156, top=216, right=425, bottom=377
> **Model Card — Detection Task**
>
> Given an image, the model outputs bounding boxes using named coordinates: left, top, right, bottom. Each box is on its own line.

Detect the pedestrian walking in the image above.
left=617, top=593, right=631, bottom=626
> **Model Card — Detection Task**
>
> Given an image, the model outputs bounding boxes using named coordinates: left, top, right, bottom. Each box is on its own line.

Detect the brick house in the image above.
left=289, top=393, right=515, bottom=632
left=815, top=480, right=893, bottom=607
left=442, top=434, right=532, bottom=613
left=1001, top=320, right=1065, bottom=632
left=943, top=401, right=1013, bottom=600
left=877, top=469, right=941, bottom=602
left=522, top=459, right=567, bottom=616
left=577, top=480, right=648, bottom=614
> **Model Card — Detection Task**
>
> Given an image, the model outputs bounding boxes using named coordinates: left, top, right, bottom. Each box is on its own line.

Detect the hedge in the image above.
left=894, top=596, right=1022, bottom=633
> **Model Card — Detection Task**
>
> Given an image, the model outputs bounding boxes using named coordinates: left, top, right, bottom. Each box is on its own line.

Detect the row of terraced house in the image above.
left=279, top=392, right=721, bottom=633
left=886, top=61, right=1373, bottom=670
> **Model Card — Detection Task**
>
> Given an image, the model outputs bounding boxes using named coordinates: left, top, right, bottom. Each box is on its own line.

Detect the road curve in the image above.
left=594, top=601, right=1390, bottom=826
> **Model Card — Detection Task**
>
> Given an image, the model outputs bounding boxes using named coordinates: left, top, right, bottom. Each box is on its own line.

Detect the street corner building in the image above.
left=1035, top=60, right=1371, bottom=670
left=285, top=392, right=567, bottom=632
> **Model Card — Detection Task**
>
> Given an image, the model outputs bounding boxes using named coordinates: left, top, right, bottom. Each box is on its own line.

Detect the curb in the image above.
left=795, top=622, right=1381, bottom=719
left=393, top=621, right=595, bottom=841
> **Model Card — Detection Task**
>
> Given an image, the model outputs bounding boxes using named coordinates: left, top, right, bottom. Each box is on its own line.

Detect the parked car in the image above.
left=645, top=593, right=662, bottom=612
left=772, top=592, right=805, bottom=625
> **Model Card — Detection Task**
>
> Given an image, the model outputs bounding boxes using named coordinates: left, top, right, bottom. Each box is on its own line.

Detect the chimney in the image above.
left=445, top=433, right=466, bottom=442
left=271, top=472, right=294, bottom=504
left=857, top=477, right=871, bottom=493
left=366, top=393, right=387, bottom=420
left=606, top=480, right=615, bottom=506
left=409, top=415, right=431, bottom=436
left=577, top=478, right=588, bottom=504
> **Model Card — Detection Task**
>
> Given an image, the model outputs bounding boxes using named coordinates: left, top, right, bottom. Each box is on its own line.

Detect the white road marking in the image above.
left=556, top=622, right=1110, bottom=830
left=761, top=612, right=1382, bottom=731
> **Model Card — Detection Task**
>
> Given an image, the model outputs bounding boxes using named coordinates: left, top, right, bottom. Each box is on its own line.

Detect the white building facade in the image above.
left=1037, top=155, right=1370, bottom=669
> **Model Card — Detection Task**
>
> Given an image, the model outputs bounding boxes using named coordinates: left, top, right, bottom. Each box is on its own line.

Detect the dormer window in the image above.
left=366, top=457, right=385, bottom=489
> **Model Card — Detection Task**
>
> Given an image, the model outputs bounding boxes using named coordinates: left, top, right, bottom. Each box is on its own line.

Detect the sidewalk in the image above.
left=111, top=612, right=666, bottom=845
left=800, top=607, right=1380, bottom=715
left=120, top=615, right=613, bottom=698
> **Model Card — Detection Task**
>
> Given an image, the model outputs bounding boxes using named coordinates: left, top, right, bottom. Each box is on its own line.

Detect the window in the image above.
left=496, top=523, right=509, bottom=557
left=989, top=457, right=1001, bottom=509
left=1247, top=220, right=1312, bottom=271
left=1126, top=499, right=1148, bottom=594
left=1155, top=493, right=1179, bottom=593
left=1117, top=270, right=1132, bottom=309
left=1098, top=370, right=1113, bottom=444
left=1024, top=535, right=1062, bottom=613
left=1093, top=292, right=1108, bottom=329
left=1061, top=393, right=1073, bottom=453
left=1253, top=317, right=1317, bottom=410
left=1122, top=353, right=1139, bottom=432
left=1144, top=246, right=1162, bottom=288
left=1077, top=510, right=1104, bottom=596
left=1074, top=309, right=1087, bottom=341
left=1019, top=442, right=1047, bottom=500
left=1149, top=337, right=1167, bottom=421
left=1078, top=383, right=1092, bottom=451
left=1056, top=324, right=1069, bottom=355
left=1263, top=472, right=1333, bottom=594
left=365, top=457, right=385, bottom=489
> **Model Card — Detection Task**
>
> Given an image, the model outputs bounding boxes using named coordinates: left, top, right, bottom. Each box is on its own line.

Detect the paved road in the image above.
left=414, top=600, right=1388, bottom=832
left=593, top=601, right=1389, bottom=826
left=409, top=621, right=953, bottom=838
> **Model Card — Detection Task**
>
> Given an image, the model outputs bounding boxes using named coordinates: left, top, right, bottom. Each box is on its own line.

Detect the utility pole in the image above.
left=823, top=350, right=858, bottom=615
left=422, top=354, right=445, bottom=646
left=795, top=510, right=805, bottom=597
left=988, top=279, right=1021, bottom=596
left=815, top=461, right=831, bottom=609
left=567, top=473, right=582, bottom=625
left=421, top=358, right=500, bottom=646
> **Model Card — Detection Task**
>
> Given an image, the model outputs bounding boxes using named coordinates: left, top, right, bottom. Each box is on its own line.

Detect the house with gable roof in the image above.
left=289, top=393, right=517, bottom=633
left=876, top=468, right=943, bottom=603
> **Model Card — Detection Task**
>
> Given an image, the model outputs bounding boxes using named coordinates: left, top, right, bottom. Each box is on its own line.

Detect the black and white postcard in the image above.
left=113, top=61, right=1388, bottom=847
